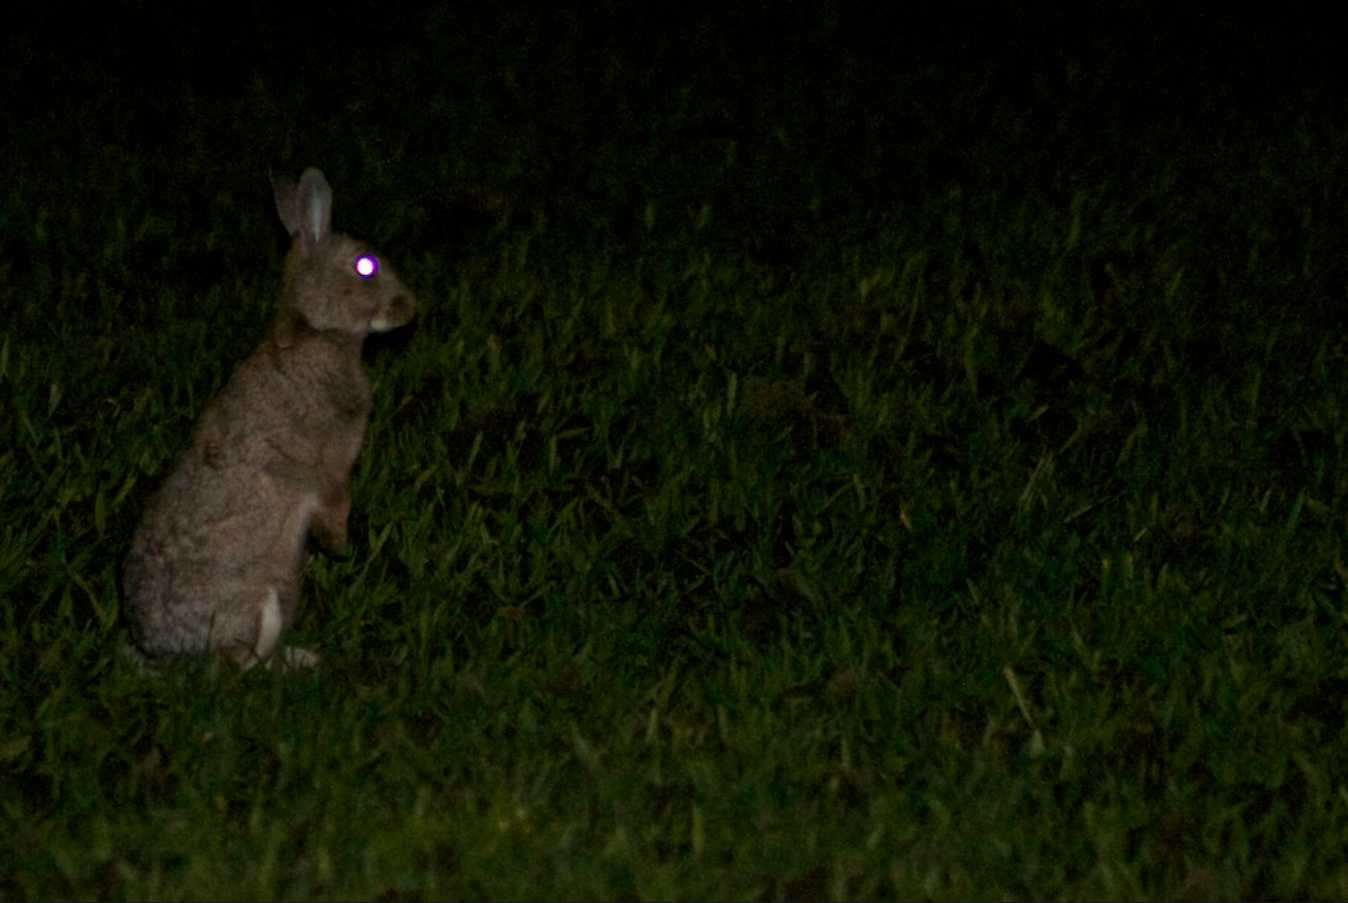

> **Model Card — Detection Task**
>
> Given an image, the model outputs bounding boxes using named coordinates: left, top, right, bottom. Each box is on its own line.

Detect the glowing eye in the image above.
left=354, top=254, right=379, bottom=278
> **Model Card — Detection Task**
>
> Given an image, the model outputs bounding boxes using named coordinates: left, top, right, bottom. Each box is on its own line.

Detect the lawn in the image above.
left=4, top=3, right=1348, bottom=898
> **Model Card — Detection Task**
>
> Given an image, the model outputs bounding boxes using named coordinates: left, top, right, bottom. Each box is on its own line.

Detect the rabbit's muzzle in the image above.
left=372, top=291, right=416, bottom=333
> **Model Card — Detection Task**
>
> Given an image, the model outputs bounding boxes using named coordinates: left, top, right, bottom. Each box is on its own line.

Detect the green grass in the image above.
left=4, top=6, right=1348, bottom=898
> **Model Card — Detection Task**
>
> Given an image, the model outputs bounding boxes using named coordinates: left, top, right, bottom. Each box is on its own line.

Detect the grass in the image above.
left=4, top=4, right=1348, bottom=898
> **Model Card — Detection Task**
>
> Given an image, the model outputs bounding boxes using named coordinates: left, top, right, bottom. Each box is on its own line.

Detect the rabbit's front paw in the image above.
left=311, top=507, right=351, bottom=556
left=312, top=481, right=352, bottom=555
left=318, top=536, right=352, bottom=558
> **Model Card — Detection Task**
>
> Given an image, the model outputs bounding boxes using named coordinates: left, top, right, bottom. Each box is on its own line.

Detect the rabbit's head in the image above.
left=273, top=168, right=416, bottom=341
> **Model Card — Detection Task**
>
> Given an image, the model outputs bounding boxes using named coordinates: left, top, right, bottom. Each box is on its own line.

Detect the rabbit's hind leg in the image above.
left=275, top=645, right=321, bottom=670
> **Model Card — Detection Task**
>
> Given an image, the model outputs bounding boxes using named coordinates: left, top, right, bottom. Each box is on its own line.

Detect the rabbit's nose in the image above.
left=371, top=294, right=416, bottom=333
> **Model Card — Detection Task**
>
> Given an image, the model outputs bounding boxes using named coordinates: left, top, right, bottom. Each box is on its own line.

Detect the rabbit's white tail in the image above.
left=252, top=586, right=284, bottom=665
left=252, top=586, right=320, bottom=671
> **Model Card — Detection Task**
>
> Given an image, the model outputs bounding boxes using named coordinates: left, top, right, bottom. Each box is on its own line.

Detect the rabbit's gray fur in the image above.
left=123, top=168, right=416, bottom=669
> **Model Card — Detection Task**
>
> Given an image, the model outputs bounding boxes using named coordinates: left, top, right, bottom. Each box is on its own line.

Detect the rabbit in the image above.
left=122, top=167, right=416, bottom=670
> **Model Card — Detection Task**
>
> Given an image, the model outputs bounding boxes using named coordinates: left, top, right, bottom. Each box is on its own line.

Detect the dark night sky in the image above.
left=9, top=1, right=1347, bottom=104
left=8, top=0, right=1348, bottom=259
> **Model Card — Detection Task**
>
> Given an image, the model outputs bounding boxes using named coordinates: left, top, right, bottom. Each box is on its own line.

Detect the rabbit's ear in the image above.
left=296, top=168, right=332, bottom=244
left=273, top=175, right=301, bottom=236
left=273, top=168, right=332, bottom=245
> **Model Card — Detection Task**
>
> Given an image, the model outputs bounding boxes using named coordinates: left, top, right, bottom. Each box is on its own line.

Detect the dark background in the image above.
left=9, top=1, right=1347, bottom=251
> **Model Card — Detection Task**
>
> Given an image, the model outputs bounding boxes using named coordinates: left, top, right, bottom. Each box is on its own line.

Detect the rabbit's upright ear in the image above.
left=273, top=173, right=301, bottom=236
left=273, top=168, right=332, bottom=245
